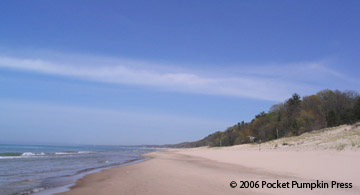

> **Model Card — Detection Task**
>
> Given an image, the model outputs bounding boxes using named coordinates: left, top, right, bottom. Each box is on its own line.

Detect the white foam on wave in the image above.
left=54, top=152, right=75, bottom=155
left=0, top=156, right=22, bottom=159
left=21, top=152, right=45, bottom=156
left=21, top=152, right=35, bottom=156
left=77, top=151, right=93, bottom=154
left=54, top=151, right=93, bottom=155
left=0, top=152, right=46, bottom=159
left=0, top=150, right=97, bottom=160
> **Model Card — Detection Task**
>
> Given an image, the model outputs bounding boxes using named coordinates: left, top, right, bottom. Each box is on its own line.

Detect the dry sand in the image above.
left=60, top=124, right=360, bottom=195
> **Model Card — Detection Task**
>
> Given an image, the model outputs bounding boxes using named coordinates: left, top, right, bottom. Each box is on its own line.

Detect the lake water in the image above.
left=0, top=144, right=153, bottom=195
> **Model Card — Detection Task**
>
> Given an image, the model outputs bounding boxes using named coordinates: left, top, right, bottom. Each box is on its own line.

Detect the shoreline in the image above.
left=57, top=149, right=360, bottom=195
left=33, top=156, right=150, bottom=195
left=52, top=154, right=153, bottom=194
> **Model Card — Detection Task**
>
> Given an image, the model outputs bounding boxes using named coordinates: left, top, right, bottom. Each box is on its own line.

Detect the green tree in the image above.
left=175, top=89, right=360, bottom=148
left=326, top=110, right=338, bottom=127
left=354, top=97, right=360, bottom=121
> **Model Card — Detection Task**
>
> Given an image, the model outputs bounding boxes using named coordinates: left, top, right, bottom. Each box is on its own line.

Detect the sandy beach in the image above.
left=60, top=125, right=360, bottom=195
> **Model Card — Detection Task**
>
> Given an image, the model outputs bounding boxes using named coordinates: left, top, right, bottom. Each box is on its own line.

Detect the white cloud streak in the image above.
left=0, top=54, right=356, bottom=101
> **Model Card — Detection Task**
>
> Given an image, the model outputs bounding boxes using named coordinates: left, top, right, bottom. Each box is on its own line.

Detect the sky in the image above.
left=0, top=0, right=359, bottom=145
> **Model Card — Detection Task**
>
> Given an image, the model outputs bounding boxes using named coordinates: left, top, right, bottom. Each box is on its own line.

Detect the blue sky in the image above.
left=0, top=0, right=359, bottom=145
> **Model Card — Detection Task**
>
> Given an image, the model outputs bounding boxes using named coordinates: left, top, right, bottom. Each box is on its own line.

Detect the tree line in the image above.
left=174, top=89, right=360, bottom=147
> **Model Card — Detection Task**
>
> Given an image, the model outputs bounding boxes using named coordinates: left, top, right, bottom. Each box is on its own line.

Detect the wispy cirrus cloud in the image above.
left=0, top=53, right=356, bottom=101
